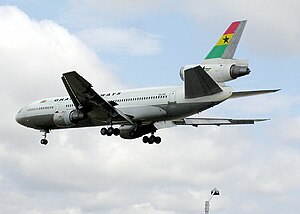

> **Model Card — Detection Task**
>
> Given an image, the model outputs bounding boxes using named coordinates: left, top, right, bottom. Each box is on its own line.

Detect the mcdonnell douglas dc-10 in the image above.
left=16, top=20, right=279, bottom=145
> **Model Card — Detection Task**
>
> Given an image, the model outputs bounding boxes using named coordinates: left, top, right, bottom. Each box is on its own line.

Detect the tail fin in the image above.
left=205, top=20, right=247, bottom=60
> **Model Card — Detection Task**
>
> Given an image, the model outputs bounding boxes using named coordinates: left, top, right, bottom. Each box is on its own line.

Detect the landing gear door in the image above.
left=169, top=91, right=176, bottom=103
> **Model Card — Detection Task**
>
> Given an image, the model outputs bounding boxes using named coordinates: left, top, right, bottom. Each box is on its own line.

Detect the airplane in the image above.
left=15, top=20, right=279, bottom=145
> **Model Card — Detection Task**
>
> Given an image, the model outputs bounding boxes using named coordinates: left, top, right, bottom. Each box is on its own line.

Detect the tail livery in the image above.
left=205, top=20, right=247, bottom=59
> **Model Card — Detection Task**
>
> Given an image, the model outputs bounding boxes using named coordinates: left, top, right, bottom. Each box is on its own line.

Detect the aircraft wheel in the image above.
left=149, top=135, right=155, bottom=142
left=100, top=128, right=107, bottom=135
left=107, top=127, right=114, bottom=136
left=155, top=137, right=161, bottom=144
left=41, top=139, right=48, bottom=145
left=142, top=136, right=149, bottom=143
left=113, top=128, right=120, bottom=136
left=148, top=135, right=155, bottom=144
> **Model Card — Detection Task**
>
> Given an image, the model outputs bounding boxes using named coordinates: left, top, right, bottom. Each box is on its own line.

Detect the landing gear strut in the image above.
left=142, top=133, right=161, bottom=144
left=100, top=127, right=120, bottom=136
left=40, top=130, right=49, bottom=145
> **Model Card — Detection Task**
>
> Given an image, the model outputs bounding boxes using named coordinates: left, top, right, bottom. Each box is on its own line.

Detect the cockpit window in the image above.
left=18, top=108, right=22, bottom=113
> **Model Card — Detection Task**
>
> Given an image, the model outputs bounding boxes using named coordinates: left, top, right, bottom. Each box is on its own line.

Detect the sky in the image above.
left=0, top=0, right=299, bottom=213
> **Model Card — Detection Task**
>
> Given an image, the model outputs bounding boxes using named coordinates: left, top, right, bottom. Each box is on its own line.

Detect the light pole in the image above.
left=204, top=188, right=220, bottom=214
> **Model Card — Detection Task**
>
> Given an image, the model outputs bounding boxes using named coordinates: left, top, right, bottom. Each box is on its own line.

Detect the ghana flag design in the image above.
left=205, top=21, right=242, bottom=59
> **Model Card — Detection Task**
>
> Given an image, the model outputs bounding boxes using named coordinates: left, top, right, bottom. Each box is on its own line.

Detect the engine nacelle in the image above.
left=179, top=59, right=250, bottom=83
left=119, top=124, right=156, bottom=139
left=53, top=110, right=85, bottom=127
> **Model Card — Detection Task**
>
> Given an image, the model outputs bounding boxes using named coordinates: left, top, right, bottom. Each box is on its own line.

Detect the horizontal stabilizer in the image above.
left=230, top=89, right=280, bottom=99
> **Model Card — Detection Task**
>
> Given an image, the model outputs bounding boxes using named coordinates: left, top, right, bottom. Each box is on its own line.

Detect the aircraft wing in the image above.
left=154, top=118, right=268, bottom=129
left=174, top=118, right=268, bottom=126
left=61, top=71, right=133, bottom=125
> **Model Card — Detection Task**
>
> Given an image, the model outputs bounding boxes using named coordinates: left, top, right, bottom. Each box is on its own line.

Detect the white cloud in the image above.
left=0, top=5, right=121, bottom=141
left=271, top=117, right=300, bottom=144
left=0, top=4, right=299, bottom=214
left=180, top=0, right=300, bottom=56
left=70, top=0, right=173, bottom=17
left=67, top=0, right=300, bottom=57
left=77, top=27, right=161, bottom=55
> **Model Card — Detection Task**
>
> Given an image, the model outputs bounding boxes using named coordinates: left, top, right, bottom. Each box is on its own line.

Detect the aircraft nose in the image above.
left=15, top=108, right=26, bottom=126
left=15, top=113, right=21, bottom=124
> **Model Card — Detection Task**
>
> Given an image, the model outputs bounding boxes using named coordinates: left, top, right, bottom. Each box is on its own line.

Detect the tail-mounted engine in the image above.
left=179, top=59, right=251, bottom=83
left=53, top=110, right=85, bottom=127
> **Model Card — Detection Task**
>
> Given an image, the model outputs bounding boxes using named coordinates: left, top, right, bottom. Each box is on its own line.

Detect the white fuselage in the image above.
left=16, top=85, right=232, bottom=131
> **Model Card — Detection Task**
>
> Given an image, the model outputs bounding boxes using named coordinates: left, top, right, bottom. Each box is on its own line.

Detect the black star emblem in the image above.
left=223, top=36, right=230, bottom=44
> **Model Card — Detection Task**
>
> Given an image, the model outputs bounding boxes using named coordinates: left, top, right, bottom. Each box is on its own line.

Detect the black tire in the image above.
left=149, top=135, right=155, bottom=144
left=100, top=128, right=107, bottom=135
left=149, top=135, right=155, bottom=141
left=113, top=128, right=120, bottom=136
left=107, top=127, right=114, bottom=136
left=155, top=137, right=161, bottom=144
left=142, top=136, right=149, bottom=143
left=41, top=139, right=48, bottom=145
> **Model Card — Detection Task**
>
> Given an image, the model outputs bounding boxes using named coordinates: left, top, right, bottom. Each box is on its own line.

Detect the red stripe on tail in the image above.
left=223, top=21, right=240, bottom=34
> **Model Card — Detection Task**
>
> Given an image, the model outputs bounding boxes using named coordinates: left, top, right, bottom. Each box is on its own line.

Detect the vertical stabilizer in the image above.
left=205, top=20, right=247, bottom=60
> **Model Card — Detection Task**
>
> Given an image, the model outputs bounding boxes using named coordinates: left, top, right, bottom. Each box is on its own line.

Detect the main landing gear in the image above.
left=100, top=126, right=162, bottom=144
left=100, top=127, right=120, bottom=136
left=142, top=133, right=161, bottom=144
left=40, top=130, right=49, bottom=145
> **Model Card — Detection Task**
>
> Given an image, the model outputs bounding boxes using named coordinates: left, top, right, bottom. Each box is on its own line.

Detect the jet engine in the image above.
left=179, top=64, right=199, bottom=81
left=53, top=110, right=85, bottom=127
left=204, top=63, right=251, bottom=82
left=119, top=124, right=157, bottom=139
left=179, top=59, right=251, bottom=83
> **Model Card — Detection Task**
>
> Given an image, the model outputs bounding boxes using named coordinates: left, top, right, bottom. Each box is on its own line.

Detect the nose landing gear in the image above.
left=40, top=130, right=49, bottom=145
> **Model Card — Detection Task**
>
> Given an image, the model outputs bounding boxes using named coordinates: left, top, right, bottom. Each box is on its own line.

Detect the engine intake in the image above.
left=179, top=64, right=199, bottom=81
